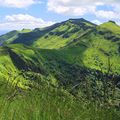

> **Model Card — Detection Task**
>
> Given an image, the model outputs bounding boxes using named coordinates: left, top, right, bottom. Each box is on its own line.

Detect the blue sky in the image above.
left=0, top=0, right=120, bottom=33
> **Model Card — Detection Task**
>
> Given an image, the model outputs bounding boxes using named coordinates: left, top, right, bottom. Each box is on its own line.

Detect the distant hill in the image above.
left=0, top=29, right=32, bottom=46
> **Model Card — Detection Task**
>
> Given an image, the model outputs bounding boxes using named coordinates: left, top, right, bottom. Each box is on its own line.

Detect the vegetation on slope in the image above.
left=0, top=18, right=120, bottom=120
left=100, top=21, right=120, bottom=34
left=0, top=29, right=32, bottom=45
left=0, top=77, right=120, bottom=120
left=1, top=19, right=120, bottom=73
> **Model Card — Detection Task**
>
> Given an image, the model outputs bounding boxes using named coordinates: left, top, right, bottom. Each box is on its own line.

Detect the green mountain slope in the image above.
left=32, top=18, right=96, bottom=49
left=0, top=19, right=120, bottom=80
left=0, top=18, right=120, bottom=103
left=100, top=21, right=120, bottom=34
left=0, top=29, right=32, bottom=45
left=64, top=21, right=120, bottom=72
left=0, top=18, right=96, bottom=49
left=0, top=18, right=120, bottom=73
left=0, top=30, right=19, bottom=45
left=0, top=19, right=120, bottom=119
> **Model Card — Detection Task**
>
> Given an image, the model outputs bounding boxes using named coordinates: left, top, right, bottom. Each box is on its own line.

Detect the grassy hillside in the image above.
left=100, top=21, right=120, bottom=34
left=1, top=19, right=120, bottom=73
left=0, top=18, right=120, bottom=93
left=0, top=44, right=120, bottom=120
left=1, top=78, right=119, bottom=120
left=0, top=18, right=120, bottom=119
left=0, top=44, right=120, bottom=100
left=0, top=29, right=32, bottom=45
left=32, top=18, right=96, bottom=49
left=0, top=18, right=96, bottom=48
left=0, top=30, right=19, bottom=45
left=55, top=21, right=120, bottom=73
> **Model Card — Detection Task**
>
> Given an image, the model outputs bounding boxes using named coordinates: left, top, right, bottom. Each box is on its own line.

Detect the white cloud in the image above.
left=47, top=0, right=120, bottom=8
left=117, top=22, right=120, bottom=26
left=47, top=0, right=96, bottom=16
left=95, top=10, right=120, bottom=19
left=92, top=20, right=102, bottom=25
left=0, top=0, right=40, bottom=8
left=47, top=0, right=120, bottom=20
left=0, top=14, right=54, bottom=31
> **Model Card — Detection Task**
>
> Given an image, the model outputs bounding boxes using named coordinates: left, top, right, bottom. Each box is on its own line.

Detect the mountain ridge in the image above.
left=0, top=18, right=120, bottom=73
left=0, top=18, right=120, bottom=115
left=0, top=18, right=96, bottom=47
left=1, top=18, right=120, bottom=48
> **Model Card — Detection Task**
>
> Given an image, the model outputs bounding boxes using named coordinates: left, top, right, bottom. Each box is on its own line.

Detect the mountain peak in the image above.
left=101, top=20, right=118, bottom=26
left=68, top=18, right=86, bottom=22
left=108, top=20, right=116, bottom=24
left=99, top=20, right=120, bottom=34
left=67, top=18, right=96, bottom=27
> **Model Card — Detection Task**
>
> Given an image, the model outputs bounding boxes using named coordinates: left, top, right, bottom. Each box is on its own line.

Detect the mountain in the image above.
left=0, top=18, right=120, bottom=78
left=100, top=21, right=120, bottom=34
left=0, top=30, right=19, bottom=45
left=66, top=20, right=120, bottom=72
left=0, top=18, right=96, bottom=48
left=0, top=18, right=120, bottom=120
left=0, top=29, right=32, bottom=46
left=0, top=19, right=120, bottom=118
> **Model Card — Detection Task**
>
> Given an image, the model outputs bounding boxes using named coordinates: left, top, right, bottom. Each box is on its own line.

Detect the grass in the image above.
left=20, top=29, right=32, bottom=33
left=2, top=19, right=120, bottom=74
left=0, top=19, right=120, bottom=120
left=0, top=79, right=120, bottom=120
left=32, top=21, right=91, bottom=49
left=31, top=20, right=120, bottom=73
left=100, top=21, right=120, bottom=35
left=0, top=29, right=32, bottom=45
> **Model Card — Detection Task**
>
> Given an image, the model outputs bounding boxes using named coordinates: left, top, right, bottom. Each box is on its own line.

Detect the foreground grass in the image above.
left=0, top=82, right=120, bottom=120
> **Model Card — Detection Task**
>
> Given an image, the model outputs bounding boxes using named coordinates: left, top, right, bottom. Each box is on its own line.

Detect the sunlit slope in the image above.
left=100, top=21, right=120, bottom=34
left=0, top=44, right=94, bottom=89
left=32, top=18, right=96, bottom=49
left=0, top=46, right=29, bottom=88
left=0, top=46, right=120, bottom=120
left=0, top=30, right=19, bottom=45
left=60, top=21, right=120, bottom=72
left=83, top=21, right=120, bottom=72
left=0, top=44, right=82, bottom=88
left=0, top=19, right=120, bottom=119
left=0, top=29, right=32, bottom=45
left=0, top=44, right=51, bottom=88
left=0, top=41, right=120, bottom=102
left=0, top=18, right=96, bottom=49
left=0, top=19, right=120, bottom=73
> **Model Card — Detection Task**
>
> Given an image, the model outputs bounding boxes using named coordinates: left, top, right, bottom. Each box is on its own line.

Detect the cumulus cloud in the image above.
left=47, top=0, right=120, bottom=20
left=95, top=10, right=120, bottom=19
left=0, top=0, right=40, bottom=8
left=92, top=20, right=102, bottom=25
left=47, top=0, right=96, bottom=16
left=0, top=14, right=54, bottom=31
